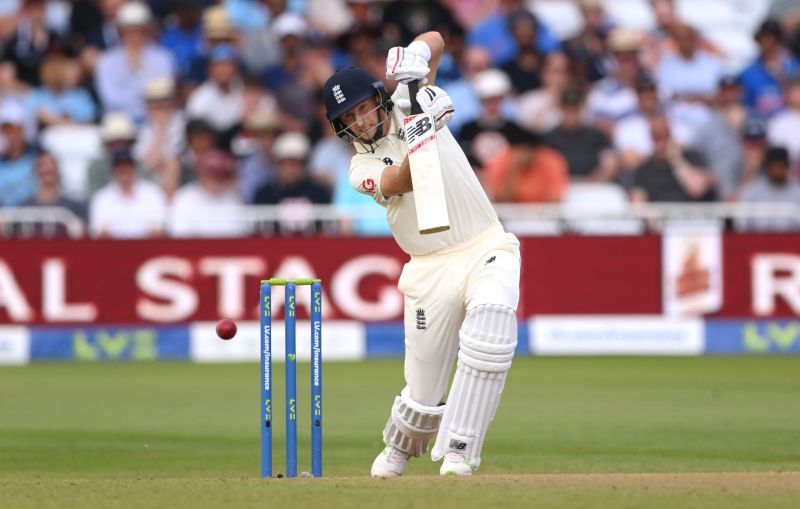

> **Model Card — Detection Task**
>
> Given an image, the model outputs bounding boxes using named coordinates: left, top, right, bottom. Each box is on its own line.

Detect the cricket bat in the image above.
left=404, top=80, right=451, bottom=235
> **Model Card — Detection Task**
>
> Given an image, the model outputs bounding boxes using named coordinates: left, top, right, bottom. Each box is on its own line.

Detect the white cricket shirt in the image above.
left=349, top=84, right=499, bottom=255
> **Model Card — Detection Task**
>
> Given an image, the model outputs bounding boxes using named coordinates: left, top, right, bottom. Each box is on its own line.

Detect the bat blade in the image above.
left=404, top=112, right=451, bottom=234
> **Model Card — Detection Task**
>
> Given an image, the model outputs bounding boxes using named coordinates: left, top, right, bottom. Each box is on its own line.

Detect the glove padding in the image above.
left=415, top=85, right=455, bottom=131
left=386, top=41, right=431, bottom=84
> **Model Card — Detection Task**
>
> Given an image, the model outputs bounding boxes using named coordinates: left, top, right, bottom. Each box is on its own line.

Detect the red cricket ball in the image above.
left=216, top=319, right=237, bottom=340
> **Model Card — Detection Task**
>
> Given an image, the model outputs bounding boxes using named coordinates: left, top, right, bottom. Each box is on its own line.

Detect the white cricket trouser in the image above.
left=397, top=224, right=521, bottom=406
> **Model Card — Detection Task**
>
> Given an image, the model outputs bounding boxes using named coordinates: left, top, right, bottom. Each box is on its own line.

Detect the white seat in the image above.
left=529, top=0, right=583, bottom=41
left=601, top=0, right=655, bottom=31
left=562, top=182, right=643, bottom=235
left=39, top=124, right=103, bottom=202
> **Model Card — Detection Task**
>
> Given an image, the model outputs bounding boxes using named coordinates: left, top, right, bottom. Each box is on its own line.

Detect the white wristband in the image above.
left=407, top=40, right=432, bottom=62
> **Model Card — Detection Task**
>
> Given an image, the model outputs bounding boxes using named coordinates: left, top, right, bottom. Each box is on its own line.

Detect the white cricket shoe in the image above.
left=439, top=451, right=475, bottom=476
left=370, top=446, right=410, bottom=478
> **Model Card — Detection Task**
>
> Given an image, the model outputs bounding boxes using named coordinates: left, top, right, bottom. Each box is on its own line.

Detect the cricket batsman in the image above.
left=322, top=32, right=521, bottom=477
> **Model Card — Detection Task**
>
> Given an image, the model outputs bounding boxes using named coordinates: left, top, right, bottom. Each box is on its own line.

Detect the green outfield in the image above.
left=1, top=357, right=799, bottom=508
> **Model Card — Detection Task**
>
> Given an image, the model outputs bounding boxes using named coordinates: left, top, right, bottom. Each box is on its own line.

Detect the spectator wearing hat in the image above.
left=262, top=13, right=318, bottom=120
left=767, top=78, right=800, bottom=165
left=586, top=27, right=646, bottom=133
left=738, top=146, right=800, bottom=231
left=87, top=112, right=139, bottom=195
left=0, top=100, right=37, bottom=207
left=168, top=149, right=250, bottom=238
left=186, top=43, right=244, bottom=138
left=2, top=0, right=68, bottom=87
left=655, top=23, right=726, bottom=103
left=237, top=108, right=281, bottom=203
left=133, top=78, right=185, bottom=197
left=482, top=129, right=569, bottom=203
left=563, top=0, right=615, bottom=83
left=253, top=131, right=331, bottom=234
left=629, top=115, right=714, bottom=203
left=459, top=68, right=530, bottom=165
left=739, top=19, right=800, bottom=118
left=17, top=152, right=87, bottom=236
left=543, top=86, right=617, bottom=182
left=94, top=1, right=176, bottom=123
left=181, top=5, right=245, bottom=87
left=516, top=52, right=571, bottom=133
left=24, top=54, right=96, bottom=128
left=88, top=146, right=167, bottom=238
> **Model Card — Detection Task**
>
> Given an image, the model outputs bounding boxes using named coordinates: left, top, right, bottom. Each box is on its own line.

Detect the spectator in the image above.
left=168, top=149, right=250, bottom=238
left=309, top=101, right=354, bottom=193
left=499, top=10, right=543, bottom=94
left=183, top=5, right=241, bottom=88
left=159, top=0, right=204, bottom=84
left=466, top=0, right=560, bottom=66
left=716, top=75, right=749, bottom=134
left=237, top=108, right=281, bottom=203
left=459, top=69, right=529, bottom=165
left=543, top=86, right=616, bottom=182
left=89, top=147, right=167, bottom=238
left=516, top=52, right=571, bottom=133
left=0, top=100, right=37, bottom=207
left=483, top=130, right=569, bottom=203
left=767, top=78, right=800, bottom=164
left=563, top=0, right=614, bottom=83
left=186, top=44, right=244, bottom=141
left=740, top=19, right=800, bottom=118
left=17, top=152, right=87, bottom=236
left=690, top=105, right=746, bottom=203
left=613, top=74, right=696, bottom=172
left=133, top=78, right=185, bottom=197
left=737, top=146, right=800, bottom=231
left=24, top=54, right=96, bottom=128
left=586, top=27, right=646, bottom=132
left=253, top=132, right=332, bottom=234
left=87, top=111, right=138, bottom=195
left=741, top=118, right=771, bottom=192
left=94, top=1, right=176, bottom=123
left=80, top=0, right=125, bottom=51
left=655, top=23, right=726, bottom=103
left=629, top=116, right=714, bottom=203
left=180, top=118, right=217, bottom=186
left=381, top=0, right=457, bottom=49
left=438, top=45, right=492, bottom=136
left=645, top=0, right=721, bottom=71
left=263, top=13, right=330, bottom=127
left=3, top=0, right=67, bottom=87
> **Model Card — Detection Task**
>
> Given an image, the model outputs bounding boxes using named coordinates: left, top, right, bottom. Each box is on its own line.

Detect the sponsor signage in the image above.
left=0, top=234, right=798, bottom=325
left=530, top=316, right=704, bottom=356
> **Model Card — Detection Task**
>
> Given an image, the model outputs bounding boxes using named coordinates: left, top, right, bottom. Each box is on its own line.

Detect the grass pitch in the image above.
left=1, top=357, right=799, bottom=508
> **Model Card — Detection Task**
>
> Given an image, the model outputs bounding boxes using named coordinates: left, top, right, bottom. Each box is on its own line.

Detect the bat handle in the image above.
left=407, top=80, right=423, bottom=115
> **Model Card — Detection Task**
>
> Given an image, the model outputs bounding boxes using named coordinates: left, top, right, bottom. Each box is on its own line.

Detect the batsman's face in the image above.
left=340, top=97, right=381, bottom=141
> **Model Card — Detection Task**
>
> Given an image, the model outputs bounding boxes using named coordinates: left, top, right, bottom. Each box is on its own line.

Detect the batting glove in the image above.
left=386, top=41, right=431, bottom=84
left=416, top=85, right=455, bottom=130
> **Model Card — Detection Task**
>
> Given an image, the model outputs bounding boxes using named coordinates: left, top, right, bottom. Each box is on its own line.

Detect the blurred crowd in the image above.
left=1, top=0, right=800, bottom=238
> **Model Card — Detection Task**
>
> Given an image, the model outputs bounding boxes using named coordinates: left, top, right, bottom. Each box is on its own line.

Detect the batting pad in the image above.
left=383, top=388, right=445, bottom=457
left=431, top=304, right=517, bottom=468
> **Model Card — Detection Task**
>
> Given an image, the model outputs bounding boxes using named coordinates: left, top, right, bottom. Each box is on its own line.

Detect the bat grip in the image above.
left=408, top=80, right=423, bottom=115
